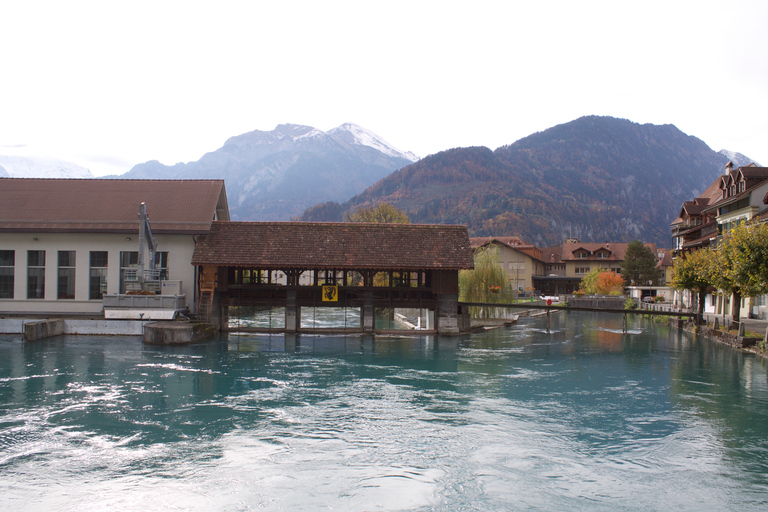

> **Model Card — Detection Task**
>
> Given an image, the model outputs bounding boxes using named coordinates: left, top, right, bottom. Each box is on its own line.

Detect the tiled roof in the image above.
left=558, top=242, right=657, bottom=262
left=470, top=236, right=530, bottom=248
left=192, top=222, right=474, bottom=270
left=0, top=178, right=228, bottom=233
left=540, top=245, right=564, bottom=264
left=469, top=236, right=543, bottom=261
left=656, top=248, right=674, bottom=268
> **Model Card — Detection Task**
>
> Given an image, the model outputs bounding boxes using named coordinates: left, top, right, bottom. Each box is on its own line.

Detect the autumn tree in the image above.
left=346, top=203, right=410, bottom=223
left=596, top=271, right=625, bottom=295
left=671, top=248, right=715, bottom=321
left=713, top=221, right=768, bottom=327
left=621, top=240, right=658, bottom=286
left=578, top=268, right=602, bottom=294
left=578, top=268, right=623, bottom=295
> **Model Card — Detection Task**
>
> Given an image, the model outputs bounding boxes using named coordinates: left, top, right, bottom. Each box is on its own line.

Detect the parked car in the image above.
left=642, top=296, right=655, bottom=303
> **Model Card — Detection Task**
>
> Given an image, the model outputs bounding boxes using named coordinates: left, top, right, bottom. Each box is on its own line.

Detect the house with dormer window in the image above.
left=535, top=240, right=656, bottom=295
left=670, top=161, right=768, bottom=320
left=704, top=163, right=768, bottom=236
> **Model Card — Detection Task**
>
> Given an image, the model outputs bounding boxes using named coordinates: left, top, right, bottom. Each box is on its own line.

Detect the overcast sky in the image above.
left=1, top=0, right=767, bottom=177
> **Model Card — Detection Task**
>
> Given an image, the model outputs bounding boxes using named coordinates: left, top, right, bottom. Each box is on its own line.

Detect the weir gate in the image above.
left=191, top=221, right=475, bottom=335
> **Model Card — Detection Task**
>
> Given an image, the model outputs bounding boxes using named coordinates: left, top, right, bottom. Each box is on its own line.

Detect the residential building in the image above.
left=670, top=162, right=768, bottom=319
left=469, top=236, right=544, bottom=293
left=469, top=235, right=662, bottom=298
left=536, top=240, right=656, bottom=296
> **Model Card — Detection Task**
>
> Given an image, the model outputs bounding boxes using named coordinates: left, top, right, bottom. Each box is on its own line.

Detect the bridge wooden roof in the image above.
left=192, top=221, right=474, bottom=270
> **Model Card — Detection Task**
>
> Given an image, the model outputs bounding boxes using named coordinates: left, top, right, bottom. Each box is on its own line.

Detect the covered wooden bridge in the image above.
left=191, top=222, right=474, bottom=335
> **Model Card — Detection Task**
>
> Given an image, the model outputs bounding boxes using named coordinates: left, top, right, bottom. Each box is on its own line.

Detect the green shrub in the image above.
left=624, top=297, right=638, bottom=310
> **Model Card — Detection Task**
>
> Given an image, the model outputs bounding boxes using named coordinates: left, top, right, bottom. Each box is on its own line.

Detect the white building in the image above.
left=0, top=178, right=229, bottom=316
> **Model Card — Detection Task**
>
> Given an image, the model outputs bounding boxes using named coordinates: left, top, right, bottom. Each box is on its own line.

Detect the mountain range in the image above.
left=3, top=117, right=759, bottom=248
left=300, top=116, right=758, bottom=247
left=109, top=123, right=417, bottom=220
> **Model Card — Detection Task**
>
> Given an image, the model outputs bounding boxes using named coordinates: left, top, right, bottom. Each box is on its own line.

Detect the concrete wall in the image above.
left=0, top=232, right=197, bottom=315
left=0, top=317, right=147, bottom=336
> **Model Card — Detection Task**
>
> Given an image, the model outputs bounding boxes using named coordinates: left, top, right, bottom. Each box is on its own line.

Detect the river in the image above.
left=1, top=312, right=767, bottom=511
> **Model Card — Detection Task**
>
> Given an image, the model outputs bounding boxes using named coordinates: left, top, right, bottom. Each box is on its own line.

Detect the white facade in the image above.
left=0, top=232, right=197, bottom=315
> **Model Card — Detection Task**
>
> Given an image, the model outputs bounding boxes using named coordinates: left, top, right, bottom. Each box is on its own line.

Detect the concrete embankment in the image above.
left=143, top=321, right=216, bottom=345
left=2, top=317, right=148, bottom=340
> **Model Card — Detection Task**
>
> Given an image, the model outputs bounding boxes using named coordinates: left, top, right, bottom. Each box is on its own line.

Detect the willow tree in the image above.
left=459, top=245, right=509, bottom=318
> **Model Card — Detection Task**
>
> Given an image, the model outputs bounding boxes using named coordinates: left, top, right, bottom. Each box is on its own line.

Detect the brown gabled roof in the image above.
left=469, top=236, right=543, bottom=261
left=192, top=222, right=474, bottom=270
left=559, top=241, right=657, bottom=262
left=0, top=178, right=228, bottom=234
left=738, top=166, right=768, bottom=181
left=656, top=248, right=674, bottom=268
left=540, top=245, right=564, bottom=264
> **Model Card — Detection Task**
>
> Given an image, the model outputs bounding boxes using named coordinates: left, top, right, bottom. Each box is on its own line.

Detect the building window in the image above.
left=89, top=251, right=108, bottom=300
left=57, top=251, right=76, bottom=299
left=155, top=252, right=169, bottom=280
left=119, top=251, right=139, bottom=293
left=575, top=267, right=589, bottom=274
left=27, top=250, right=45, bottom=299
left=575, top=251, right=588, bottom=259
left=0, top=250, right=14, bottom=299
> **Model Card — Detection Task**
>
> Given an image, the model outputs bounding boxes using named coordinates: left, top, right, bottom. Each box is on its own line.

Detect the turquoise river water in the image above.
left=2, top=312, right=768, bottom=511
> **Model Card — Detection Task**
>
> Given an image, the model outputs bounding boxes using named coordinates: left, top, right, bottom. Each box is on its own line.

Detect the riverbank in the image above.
left=682, top=319, right=768, bottom=358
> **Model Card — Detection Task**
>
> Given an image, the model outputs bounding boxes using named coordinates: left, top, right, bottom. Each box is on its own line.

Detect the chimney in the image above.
left=725, top=161, right=734, bottom=174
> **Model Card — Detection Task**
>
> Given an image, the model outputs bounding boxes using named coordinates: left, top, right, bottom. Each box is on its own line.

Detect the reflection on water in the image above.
left=1, top=312, right=768, bottom=511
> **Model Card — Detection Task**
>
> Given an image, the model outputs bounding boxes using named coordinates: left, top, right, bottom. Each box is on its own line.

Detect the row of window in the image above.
left=0, top=250, right=168, bottom=300
left=575, top=251, right=611, bottom=259
left=575, top=266, right=622, bottom=275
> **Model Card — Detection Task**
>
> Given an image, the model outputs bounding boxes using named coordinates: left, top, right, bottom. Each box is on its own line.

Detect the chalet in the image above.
left=670, top=178, right=722, bottom=253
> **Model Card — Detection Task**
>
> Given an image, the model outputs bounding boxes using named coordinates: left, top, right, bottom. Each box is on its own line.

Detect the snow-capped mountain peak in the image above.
left=329, top=123, right=419, bottom=162
left=719, top=149, right=761, bottom=168
left=0, top=155, right=93, bottom=179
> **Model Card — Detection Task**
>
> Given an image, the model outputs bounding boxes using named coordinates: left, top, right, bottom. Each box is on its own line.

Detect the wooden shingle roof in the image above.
left=0, top=178, right=228, bottom=233
left=192, top=222, right=474, bottom=270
